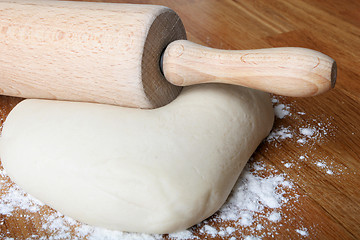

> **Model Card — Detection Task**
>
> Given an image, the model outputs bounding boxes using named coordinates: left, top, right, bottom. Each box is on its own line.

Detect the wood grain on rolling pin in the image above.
left=0, top=0, right=186, bottom=108
left=163, top=40, right=336, bottom=97
left=0, top=0, right=337, bottom=109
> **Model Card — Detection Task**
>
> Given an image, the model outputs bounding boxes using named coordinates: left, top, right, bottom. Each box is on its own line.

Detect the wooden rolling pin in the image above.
left=0, top=0, right=337, bottom=108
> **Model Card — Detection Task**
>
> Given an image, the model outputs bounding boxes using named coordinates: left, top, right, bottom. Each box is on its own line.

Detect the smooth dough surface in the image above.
left=0, top=84, right=273, bottom=234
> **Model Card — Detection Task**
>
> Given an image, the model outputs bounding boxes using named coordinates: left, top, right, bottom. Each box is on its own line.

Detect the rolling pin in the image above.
left=0, top=0, right=337, bottom=108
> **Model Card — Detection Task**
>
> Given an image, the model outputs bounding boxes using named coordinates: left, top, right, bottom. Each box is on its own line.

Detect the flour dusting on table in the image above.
left=0, top=160, right=299, bottom=240
left=0, top=95, right=344, bottom=239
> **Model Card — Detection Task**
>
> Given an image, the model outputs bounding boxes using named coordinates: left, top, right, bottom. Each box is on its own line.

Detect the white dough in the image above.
left=0, top=84, right=273, bottom=234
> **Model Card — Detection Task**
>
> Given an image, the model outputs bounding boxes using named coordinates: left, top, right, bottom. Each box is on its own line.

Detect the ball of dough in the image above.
left=0, top=84, right=273, bottom=234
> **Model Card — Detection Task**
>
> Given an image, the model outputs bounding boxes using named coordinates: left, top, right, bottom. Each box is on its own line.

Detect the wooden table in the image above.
left=0, top=0, right=359, bottom=239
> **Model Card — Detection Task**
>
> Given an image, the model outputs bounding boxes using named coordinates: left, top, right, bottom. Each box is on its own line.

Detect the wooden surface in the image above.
left=0, top=0, right=359, bottom=239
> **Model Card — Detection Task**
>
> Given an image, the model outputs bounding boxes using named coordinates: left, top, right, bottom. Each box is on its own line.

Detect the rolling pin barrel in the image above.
left=0, top=0, right=186, bottom=108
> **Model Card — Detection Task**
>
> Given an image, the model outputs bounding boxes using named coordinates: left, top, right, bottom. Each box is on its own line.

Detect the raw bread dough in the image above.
left=0, top=84, right=273, bottom=234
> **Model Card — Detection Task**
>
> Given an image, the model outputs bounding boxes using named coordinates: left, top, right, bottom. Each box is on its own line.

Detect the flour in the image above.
left=295, top=228, right=309, bottom=236
left=284, top=163, right=293, bottom=168
left=314, top=160, right=337, bottom=175
left=0, top=169, right=43, bottom=215
left=0, top=95, right=341, bottom=239
left=299, top=127, right=315, bottom=137
left=267, top=127, right=293, bottom=141
left=316, top=162, right=326, bottom=168
left=268, top=212, right=281, bottom=222
left=274, top=104, right=291, bottom=119
left=0, top=159, right=299, bottom=239
left=268, top=96, right=334, bottom=148
left=200, top=225, right=217, bottom=237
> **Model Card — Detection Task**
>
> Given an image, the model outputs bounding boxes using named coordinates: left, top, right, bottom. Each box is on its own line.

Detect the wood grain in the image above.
left=163, top=40, right=336, bottom=97
left=0, top=0, right=336, bottom=108
left=1, top=0, right=359, bottom=239
left=0, top=0, right=185, bottom=108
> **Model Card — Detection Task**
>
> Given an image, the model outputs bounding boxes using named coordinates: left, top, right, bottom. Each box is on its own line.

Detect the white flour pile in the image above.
left=0, top=95, right=342, bottom=239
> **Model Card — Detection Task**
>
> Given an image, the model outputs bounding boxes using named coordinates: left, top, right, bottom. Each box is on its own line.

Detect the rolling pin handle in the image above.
left=162, top=40, right=337, bottom=97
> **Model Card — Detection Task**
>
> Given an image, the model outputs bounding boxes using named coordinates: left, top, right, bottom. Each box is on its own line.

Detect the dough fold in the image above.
left=0, top=84, right=273, bottom=234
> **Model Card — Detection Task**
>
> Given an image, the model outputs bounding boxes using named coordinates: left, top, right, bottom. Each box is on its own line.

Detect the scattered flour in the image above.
left=274, top=104, right=291, bottom=119
left=267, top=127, right=293, bottom=141
left=268, top=96, right=334, bottom=147
left=316, top=162, right=326, bottom=168
left=200, top=225, right=217, bottom=237
left=256, top=224, right=263, bottom=231
left=295, top=228, right=309, bottom=236
left=268, top=212, right=281, bottom=222
left=299, top=127, right=315, bottom=137
left=314, top=160, right=337, bottom=175
left=0, top=169, right=43, bottom=215
left=0, top=160, right=299, bottom=239
left=297, top=138, right=306, bottom=144
left=284, top=163, right=293, bottom=168
left=226, top=226, right=236, bottom=234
